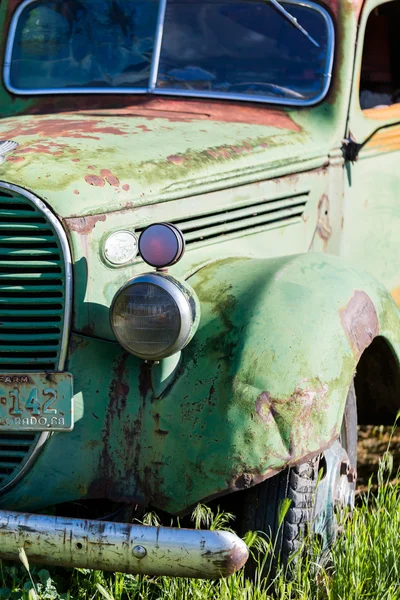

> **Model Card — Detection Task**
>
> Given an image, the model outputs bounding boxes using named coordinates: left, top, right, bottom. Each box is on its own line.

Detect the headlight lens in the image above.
left=111, top=273, right=199, bottom=360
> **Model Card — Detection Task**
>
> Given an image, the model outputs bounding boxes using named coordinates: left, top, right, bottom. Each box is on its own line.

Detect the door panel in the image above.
left=341, top=0, right=400, bottom=304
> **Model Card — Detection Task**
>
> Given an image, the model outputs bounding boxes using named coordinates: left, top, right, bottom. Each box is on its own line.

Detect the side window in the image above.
left=359, top=0, right=400, bottom=110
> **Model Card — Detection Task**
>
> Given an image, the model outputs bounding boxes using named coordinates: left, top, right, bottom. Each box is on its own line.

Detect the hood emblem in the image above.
left=0, top=140, right=19, bottom=164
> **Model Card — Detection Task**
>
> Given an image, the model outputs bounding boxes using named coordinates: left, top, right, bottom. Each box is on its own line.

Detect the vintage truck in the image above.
left=0, top=0, right=400, bottom=579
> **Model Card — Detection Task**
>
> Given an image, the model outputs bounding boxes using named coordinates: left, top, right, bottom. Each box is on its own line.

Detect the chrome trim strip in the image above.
left=4, top=0, right=334, bottom=107
left=149, top=0, right=168, bottom=91
left=0, top=181, right=73, bottom=495
left=3, top=0, right=35, bottom=94
left=154, top=84, right=328, bottom=108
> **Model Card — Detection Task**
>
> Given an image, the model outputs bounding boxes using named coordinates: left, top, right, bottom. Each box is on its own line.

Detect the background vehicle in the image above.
left=0, top=0, right=400, bottom=577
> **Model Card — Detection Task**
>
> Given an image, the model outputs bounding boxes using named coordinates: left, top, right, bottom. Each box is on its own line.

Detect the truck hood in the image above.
left=0, top=100, right=323, bottom=219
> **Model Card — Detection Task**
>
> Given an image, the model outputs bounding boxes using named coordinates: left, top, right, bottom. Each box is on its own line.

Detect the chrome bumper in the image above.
left=0, top=510, right=248, bottom=579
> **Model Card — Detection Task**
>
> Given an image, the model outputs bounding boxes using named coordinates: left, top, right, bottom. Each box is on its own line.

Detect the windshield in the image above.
left=5, top=0, right=334, bottom=105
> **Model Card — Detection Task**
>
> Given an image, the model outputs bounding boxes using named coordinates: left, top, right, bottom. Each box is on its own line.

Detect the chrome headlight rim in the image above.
left=110, top=272, right=198, bottom=361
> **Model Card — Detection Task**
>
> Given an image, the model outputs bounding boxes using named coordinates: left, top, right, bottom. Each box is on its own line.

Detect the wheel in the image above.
left=240, top=382, right=357, bottom=576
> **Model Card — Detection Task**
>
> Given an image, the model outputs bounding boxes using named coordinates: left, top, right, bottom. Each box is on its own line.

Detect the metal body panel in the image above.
left=1, top=254, right=398, bottom=515
left=66, top=167, right=331, bottom=339
left=340, top=0, right=400, bottom=306
left=0, top=109, right=325, bottom=218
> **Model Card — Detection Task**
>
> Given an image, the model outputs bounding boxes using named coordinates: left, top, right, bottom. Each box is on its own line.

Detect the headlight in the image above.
left=110, top=273, right=199, bottom=360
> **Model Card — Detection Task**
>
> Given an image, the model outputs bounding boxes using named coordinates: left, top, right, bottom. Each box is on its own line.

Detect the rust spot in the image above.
left=1, top=118, right=127, bottom=140
left=85, top=175, right=105, bottom=187
left=256, top=391, right=281, bottom=426
left=155, top=429, right=169, bottom=436
left=233, top=473, right=253, bottom=490
left=202, top=545, right=249, bottom=577
left=7, top=91, right=303, bottom=130
left=100, top=169, right=120, bottom=187
left=74, top=190, right=80, bottom=195
left=67, top=214, right=106, bottom=234
left=16, top=142, right=66, bottom=155
left=6, top=156, right=25, bottom=163
left=256, top=380, right=326, bottom=430
left=80, top=97, right=301, bottom=130
left=208, top=147, right=236, bottom=159
left=136, top=124, right=152, bottom=132
left=88, top=353, right=132, bottom=499
left=80, top=324, right=95, bottom=336
left=227, top=433, right=337, bottom=497
left=340, top=291, right=379, bottom=358
left=109, top=355, right=130, bottom=416
left=138, top=362, right=152, bottom=399
left=316, top=194, right=332, bottom=249
left=167, top=154, right=185, bottom=165
left=122, top=184, right=130, bottom=192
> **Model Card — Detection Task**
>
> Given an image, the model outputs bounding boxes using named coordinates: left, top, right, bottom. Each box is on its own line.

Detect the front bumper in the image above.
left=0, top=509, right=248, bottom=579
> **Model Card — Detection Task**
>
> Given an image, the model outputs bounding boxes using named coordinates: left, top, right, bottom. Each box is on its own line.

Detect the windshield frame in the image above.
left=3, top=0, right=335, bottom=106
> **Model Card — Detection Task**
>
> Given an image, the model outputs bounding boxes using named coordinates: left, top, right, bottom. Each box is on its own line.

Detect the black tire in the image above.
left=240, top=382, right=357, bottom=577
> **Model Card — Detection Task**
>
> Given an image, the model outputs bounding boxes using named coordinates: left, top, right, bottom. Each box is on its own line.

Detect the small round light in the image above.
left=139, top=223, right=185, bottom=269
left=104, top=231, right=138, bottom=265
left=111, top=273, right=199, bottom=360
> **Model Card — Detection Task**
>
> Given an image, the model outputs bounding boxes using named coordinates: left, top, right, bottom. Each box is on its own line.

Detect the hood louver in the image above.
left=136, top=191, right=309, bottom=247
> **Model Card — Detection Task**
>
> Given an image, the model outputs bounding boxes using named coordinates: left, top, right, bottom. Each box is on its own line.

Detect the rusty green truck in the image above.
left=0, top=0, right=400, bottom=578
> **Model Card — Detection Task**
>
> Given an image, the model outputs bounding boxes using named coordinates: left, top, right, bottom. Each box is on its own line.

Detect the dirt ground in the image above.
left=357, top=425, right=400, bottom=493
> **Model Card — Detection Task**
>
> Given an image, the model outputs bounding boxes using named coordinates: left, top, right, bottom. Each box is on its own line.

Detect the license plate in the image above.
left=0, top=373, right=73, bottom=431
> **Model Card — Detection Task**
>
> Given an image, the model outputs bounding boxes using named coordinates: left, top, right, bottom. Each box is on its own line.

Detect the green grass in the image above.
left=1, top=452, right=399, bottom=600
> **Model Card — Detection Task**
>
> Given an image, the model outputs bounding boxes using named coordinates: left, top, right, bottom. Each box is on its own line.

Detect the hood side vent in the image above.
left=136, top=191, right=309, bottom=246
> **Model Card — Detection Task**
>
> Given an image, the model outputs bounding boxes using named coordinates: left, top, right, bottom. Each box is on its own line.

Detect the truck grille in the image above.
left=0, top=182, right=71, bottom=493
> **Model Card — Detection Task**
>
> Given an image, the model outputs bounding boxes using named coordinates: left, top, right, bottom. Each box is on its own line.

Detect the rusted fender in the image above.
left=0, top=510, right=248, bottom=579
left=137, top=253, right=400, bottom=514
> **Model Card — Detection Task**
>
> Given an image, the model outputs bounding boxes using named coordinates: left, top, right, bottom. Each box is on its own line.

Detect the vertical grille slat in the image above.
left=0, top=183, right=69, bottom=492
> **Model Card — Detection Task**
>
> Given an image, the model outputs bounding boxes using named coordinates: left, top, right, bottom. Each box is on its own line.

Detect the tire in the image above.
left=240, top=382, right=357, bottom=577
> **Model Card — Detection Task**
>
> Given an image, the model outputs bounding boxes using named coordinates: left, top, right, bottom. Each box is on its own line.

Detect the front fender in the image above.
left=139, top=253, right=400, bottom=514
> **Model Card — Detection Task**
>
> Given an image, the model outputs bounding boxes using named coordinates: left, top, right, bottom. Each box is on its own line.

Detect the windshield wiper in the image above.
left=268, top=0, right=320, bottom=48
